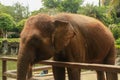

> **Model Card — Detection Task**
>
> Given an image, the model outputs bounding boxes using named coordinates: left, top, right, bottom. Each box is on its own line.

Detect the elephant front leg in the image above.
left=96, top=71, right=105, bottom=80
left=52, top=66, right=65, bottom=80
left=67, top=68, right=80, bottom=80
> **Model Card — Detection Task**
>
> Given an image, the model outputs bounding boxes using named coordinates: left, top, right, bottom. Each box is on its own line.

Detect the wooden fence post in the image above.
left=2, top=60, right=7, bottom=80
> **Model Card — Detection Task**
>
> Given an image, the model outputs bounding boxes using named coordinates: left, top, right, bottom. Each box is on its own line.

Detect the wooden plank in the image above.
left=40, top=60, right=120, bottom=73
left=4, top=72, right=17, bottom=78
left=0, top=57, right=17, bottom=61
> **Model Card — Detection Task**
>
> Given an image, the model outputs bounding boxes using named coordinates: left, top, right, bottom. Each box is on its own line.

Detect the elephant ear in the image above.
left=52, top=20, right=75, bottom=52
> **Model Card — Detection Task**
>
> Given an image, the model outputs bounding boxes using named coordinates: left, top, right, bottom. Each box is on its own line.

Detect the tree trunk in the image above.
left=99, top=0, right=101, bottom=6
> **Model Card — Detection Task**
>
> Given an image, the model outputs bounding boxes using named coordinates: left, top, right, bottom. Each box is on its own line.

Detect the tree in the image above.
left=77, top=4, right=97, bottom=17
left=0, top=13, right=16, bottom=38
left=110, top=0, right=119, bottom=7
left=109, top=24, right=120, bottom=39
left=42, top=0, right=59, bottom=8
left=108, top=0, right=120, bottom=18
left=103, top=0, right=111, bottom=6
left=99, top=0, right=111, bottom=6
left=0, top=2, right=29, bottom=22
left=13, top=2, right=29, bottom=22
left=78, top=4, right=114, bottom=26
left=0, top=3, right=15, bottom=17
left=42, top=0, right=83, bottom=13
left=59, top=0, right=83, bottom=13
left=16, top=19, right=26, bottom=33
left=31, top=8, right=60, bottom=16
left=7, top=19, right=26, bottom=38
left=0, top=3, right=7, bottom=13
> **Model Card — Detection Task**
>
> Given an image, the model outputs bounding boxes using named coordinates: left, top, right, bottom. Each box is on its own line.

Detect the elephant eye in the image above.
left=33, top=37, right=40, bottom=42
left=29, top=37, right=41, bottom=46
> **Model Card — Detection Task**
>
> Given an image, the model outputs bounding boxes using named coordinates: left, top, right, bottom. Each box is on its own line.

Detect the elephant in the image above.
left=17, top=13, right=118, bottom=80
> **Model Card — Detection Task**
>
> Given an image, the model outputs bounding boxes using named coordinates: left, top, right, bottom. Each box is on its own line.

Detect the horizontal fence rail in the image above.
left=40, top=60, right=120, bottom=73
left=1, top=57, right=120, bottom=80
left=0, top=57, right=17, bottom=61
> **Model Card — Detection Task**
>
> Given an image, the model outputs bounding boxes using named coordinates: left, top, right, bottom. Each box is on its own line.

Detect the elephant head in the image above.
left=17, top=14, right=75, bottom=80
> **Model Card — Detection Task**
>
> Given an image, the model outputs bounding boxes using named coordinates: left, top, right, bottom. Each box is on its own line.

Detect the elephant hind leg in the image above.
left=104, top=45, right=118, bottom=80
left=104, top=44, right=116, bottom=65
left=96, top=71, right=105, bottom=80
left=52, top=66, right=65, bottom=80
left=106, top=72, right=118, bottom=80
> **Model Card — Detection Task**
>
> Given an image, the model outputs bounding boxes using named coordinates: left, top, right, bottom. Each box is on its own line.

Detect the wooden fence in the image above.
left=1, top=57, right=120, bottom=80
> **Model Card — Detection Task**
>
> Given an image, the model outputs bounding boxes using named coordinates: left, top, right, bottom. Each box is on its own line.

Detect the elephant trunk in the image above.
left=17, top=47, right=34, bottom=80
left=17, top=55, right=29, bottom=80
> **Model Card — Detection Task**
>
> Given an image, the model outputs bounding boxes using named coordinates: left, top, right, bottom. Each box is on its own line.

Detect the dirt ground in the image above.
left=8, top=71, right=120, bottom=80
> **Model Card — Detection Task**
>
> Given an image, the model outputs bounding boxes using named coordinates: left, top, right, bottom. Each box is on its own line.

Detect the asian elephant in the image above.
left=17, top=13, right=117, bottom=80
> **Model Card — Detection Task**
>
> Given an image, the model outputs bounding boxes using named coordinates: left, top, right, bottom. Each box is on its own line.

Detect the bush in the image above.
left=0, top=13, right=16, bottom=30
left=16, top=19, right=26, bottom=33
left=7, top=33, right=19, bottom=38
left=109, top=24, right=120, bottom=39
left=116, top=38, right=120, bottom=45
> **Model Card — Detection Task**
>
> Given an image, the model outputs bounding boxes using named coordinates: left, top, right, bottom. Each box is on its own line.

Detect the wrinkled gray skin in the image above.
left=17, top=13, right=117, bottom=80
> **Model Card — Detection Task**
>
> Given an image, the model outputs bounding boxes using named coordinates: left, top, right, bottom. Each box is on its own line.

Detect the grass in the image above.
left=0, top=38, right=20, bottom=43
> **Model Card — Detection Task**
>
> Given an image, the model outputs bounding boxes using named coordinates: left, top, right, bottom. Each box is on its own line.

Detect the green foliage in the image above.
left=109, top=0, right=120, bottom=18
left=7, top=33, right=20, bottom=38
left=103, top=0, right=111, bottom=6
left=115, top=38, right=120, bottom=48
left=31, top=8, right=60, bottom=16
left=78, top=4, right=97, bottom=17
left=58, top=0, right=83, bottom=13
left=13, top=2, right=29, bottom=22
left=109, top=24, right=120, bottom=39
left=17, top=19, right=26, bottom=33
left=0, top=3, right=15, bottom=19
left=0, top=2, right=29, bottom=22
left=116, top=45, right=120, bottom=49
left=78, top=4, right=114, bottom=26
left=0, top=13, right=16, bottom=32
left=42, top=0, right=83, bottom=13
left=110, top=0, right=119, bottom=7
left=0, top=3, right=6, bottom=13
left=116, top=38, right=120, bottom=45
left=0, top=38, right=20, bottom=42
left=42, top=0, right=59, bottom=8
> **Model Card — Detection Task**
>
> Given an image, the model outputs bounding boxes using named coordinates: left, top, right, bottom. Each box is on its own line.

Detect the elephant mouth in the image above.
left=32, top=47, right=55, bottom=64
